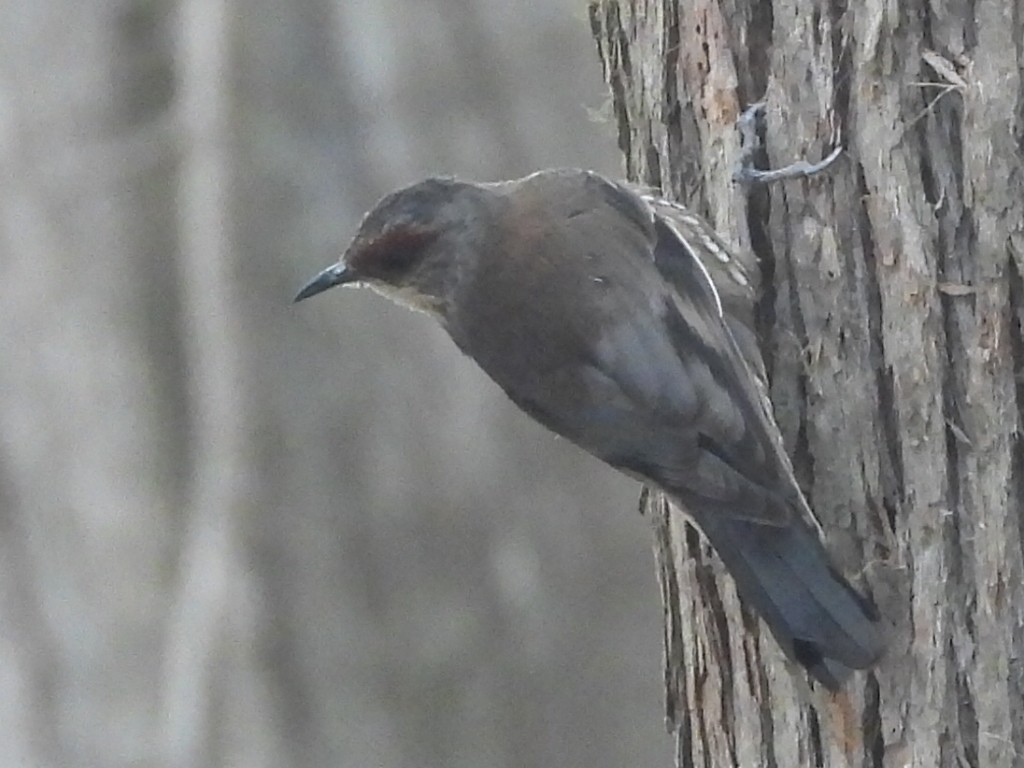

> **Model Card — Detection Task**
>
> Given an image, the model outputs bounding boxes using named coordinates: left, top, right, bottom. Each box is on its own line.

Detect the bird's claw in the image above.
left=732, top=101, right=843, bottom=185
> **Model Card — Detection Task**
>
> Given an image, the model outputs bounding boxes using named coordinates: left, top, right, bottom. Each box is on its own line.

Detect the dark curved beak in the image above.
left=293, top=263, right=353, bottom=303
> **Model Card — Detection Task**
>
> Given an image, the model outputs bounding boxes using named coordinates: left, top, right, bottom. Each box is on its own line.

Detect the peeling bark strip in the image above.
left=591, top=1, right=1024, bottom=766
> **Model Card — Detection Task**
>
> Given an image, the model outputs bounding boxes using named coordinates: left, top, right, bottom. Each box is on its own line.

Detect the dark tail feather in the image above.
left=694, top=513, right=886, bottom=689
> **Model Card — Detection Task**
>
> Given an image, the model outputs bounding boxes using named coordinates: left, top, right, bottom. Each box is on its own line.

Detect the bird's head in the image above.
left=294, top=177, right=487, bottom=316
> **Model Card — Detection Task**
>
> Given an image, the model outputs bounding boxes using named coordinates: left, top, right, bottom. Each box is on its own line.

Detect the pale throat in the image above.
left=360, top=280, right=446, bottom=318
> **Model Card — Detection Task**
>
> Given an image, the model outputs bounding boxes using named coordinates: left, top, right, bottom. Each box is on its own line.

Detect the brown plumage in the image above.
left=295, top=168, right=885, bottom=689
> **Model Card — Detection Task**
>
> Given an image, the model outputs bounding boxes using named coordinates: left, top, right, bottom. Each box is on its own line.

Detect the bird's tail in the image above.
left=694, top=512, right=885, bottom=689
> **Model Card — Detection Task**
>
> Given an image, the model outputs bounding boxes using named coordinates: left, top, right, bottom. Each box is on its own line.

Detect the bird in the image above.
left=295, top=168, right=885, bottom=689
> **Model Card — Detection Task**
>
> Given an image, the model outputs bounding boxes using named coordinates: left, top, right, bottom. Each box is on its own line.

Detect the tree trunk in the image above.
left=590, top=1, right=1024, bottom=766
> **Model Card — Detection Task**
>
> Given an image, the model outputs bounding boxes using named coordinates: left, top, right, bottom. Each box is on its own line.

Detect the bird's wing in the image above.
left=579, top=298, right=799, bottom=525
left=545, top=178, right=806, bottom=527
left=640, top=194, right=765, bottom=380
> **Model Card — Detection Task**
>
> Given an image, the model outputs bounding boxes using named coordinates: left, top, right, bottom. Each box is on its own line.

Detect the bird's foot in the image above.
left=732, top=101, right=843, bottom=185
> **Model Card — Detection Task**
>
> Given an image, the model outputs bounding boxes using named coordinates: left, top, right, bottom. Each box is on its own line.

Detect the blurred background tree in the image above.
left=0, top=1, right=668, bottom=766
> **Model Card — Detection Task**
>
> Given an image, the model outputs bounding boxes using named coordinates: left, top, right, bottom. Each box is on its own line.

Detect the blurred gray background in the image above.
left=0, top=0, right=666, bottom=766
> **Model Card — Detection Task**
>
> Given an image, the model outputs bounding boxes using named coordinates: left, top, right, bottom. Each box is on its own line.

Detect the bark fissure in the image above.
left=856, top=164, right=905, bottom=517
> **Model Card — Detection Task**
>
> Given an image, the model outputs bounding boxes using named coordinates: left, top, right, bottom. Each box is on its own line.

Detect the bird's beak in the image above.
left=293, top=262, right=354, bottom=303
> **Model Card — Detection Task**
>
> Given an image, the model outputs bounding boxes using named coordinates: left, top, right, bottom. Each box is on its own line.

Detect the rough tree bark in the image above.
left=591, top=1, right=1024, bottom=766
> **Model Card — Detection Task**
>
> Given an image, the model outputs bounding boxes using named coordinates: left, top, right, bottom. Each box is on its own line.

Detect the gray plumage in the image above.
left=295, top=168, right=886, bottom=689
